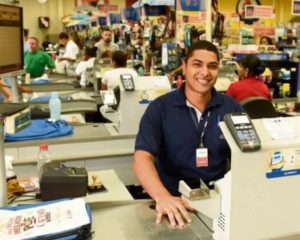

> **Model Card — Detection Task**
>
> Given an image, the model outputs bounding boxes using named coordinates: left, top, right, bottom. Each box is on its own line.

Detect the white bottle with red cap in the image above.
left=37, top=143, right=51, bottom=175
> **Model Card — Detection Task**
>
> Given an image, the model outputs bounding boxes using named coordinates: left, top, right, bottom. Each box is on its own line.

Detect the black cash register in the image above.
left=39, top=161, right=88, bottom=201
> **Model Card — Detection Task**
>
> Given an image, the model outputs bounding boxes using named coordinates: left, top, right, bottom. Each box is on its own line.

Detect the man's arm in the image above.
left=58, top=57, right=76, bottom=62
left=0, top=79, right=13, bottom=102
left=133, top=150, right=193, bottom=227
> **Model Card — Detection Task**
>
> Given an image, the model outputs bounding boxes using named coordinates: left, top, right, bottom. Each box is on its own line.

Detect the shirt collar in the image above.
left=173, top=83, right=224, bottom=109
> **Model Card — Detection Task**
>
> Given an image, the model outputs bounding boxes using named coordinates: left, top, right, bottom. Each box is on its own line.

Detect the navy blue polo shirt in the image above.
left=135, top=85, right=243, bottom=196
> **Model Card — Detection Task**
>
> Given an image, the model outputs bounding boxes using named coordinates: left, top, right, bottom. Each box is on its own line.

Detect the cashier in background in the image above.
left=75, top=46, right=97, bottom=87
left=56, top=32, right=79, bottom=74
left=101, top=50, right=138, bottom=90
left=95, top=27, right=119, bottom=58
left=226, top=55, right=272, bottom=102
left=133, top=41, right=243, bottom=227
left=24, top=37, right=55, bottom=79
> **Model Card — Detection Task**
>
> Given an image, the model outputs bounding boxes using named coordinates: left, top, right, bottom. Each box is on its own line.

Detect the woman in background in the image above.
left=226, top=55, right=272, bottom=102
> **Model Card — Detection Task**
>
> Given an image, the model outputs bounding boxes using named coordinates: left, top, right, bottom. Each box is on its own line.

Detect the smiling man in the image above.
left=133, top=40, right=243, bottom=227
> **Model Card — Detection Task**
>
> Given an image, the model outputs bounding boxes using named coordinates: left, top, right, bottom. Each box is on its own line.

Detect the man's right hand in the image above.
left=155, top=194, right=195, bottom=228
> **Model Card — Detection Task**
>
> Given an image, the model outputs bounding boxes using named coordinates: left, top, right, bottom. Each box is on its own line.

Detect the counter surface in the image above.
left=86, top=169, right=133, bottom=202
left=5, top=123, right=134, bottom=147
left=90, top=200, right=212, bottom=240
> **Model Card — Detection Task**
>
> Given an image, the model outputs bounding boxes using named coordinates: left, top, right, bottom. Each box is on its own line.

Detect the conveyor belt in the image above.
left=29, top=99, right=98, bottom=113
left=24, top=83, right=77, bottom=92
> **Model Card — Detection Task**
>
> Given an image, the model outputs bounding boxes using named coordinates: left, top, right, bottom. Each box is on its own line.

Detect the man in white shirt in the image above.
left=101, top=50, right=138, bottom=90
left=95, top=27, right=119, bottom=58
left=75, top=47, right=97, bottom=87
left=56, top=32, right=79, bottom=75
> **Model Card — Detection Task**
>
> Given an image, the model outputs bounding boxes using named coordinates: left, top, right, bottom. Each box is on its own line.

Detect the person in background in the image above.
left=24, top=37, right=55, bottom=78
left=260, top=36, right=273, bottom=45
left=226, top=55, right=272, bottom=102
left=133, top=41, right=243, bottom=227
left=75, top=46, right=97, bottom=87
left=101, top=50, right=138, bottom=90
left=56, top=32, right=79, bottom=74
left=23, top=29, right=29, bottom=52
left=95, top=27, right=119, bottom=58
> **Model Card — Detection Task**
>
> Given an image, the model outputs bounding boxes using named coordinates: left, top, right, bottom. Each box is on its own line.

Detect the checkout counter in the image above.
left=89, top=116, right=300, bottom=240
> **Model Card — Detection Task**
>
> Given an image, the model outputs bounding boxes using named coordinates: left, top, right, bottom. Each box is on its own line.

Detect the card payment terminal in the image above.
left=120, top=74, right=135, bottom=91
left=224, top=112, right=261, bottom=152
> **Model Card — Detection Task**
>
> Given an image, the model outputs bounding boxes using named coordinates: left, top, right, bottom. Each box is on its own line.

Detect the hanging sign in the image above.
left=124, top=7, right=140, bottom=21
left=180, top=0, right=205, bottom=11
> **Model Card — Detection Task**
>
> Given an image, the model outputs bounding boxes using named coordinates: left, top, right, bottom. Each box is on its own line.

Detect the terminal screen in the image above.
left=0, top=4, right=23, bottom=74
left=231, top=115, right=250, bottom=125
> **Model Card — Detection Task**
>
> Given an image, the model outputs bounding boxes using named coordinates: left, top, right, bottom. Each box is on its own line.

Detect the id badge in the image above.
left=196, top=148, right=208, bottom=167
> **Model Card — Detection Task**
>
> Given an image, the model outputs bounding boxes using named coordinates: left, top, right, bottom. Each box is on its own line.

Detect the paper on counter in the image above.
left=0, top=198, right=90, bottom=240
left=262, top=117, right=297, bottom=140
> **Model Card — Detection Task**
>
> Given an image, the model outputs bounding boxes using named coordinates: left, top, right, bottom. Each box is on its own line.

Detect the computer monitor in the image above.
left=0, top=4, right=23, bottom=75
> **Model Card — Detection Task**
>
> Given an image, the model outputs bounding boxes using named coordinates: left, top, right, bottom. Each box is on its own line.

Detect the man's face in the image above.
left=28, top=38, right=39, bottom=52
left=102, top=31, right=112, bottom=43
left=182, top=49, right=219, bottom=95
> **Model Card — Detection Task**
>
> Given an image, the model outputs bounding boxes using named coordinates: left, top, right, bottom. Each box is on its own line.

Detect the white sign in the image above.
left=245, top=5, right=274, bottom=19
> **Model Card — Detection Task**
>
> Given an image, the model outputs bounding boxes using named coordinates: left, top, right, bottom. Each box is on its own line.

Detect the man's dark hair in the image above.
left=112, top=50, right=128, bottom=68
left=185, top=40, right=220, bottom=63
left=85, top=46, right=97, bottom=58
left=102, top=27, right=112, bottom=33
left=58, top=32, right=69, bottom=40
left=240, top=55, right=265, bottom=76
